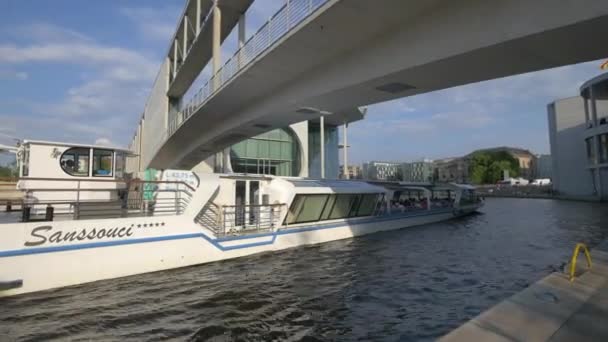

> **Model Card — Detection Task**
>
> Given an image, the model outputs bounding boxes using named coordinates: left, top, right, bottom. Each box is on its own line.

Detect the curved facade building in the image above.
left=191, top=116, right=353, bottom=179
left=548, top=72, right=608, bottom=200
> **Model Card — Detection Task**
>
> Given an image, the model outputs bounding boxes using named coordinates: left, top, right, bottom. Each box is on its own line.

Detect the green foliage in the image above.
left=0, top=160, right=18, bottom=178
left=469, top=151, right=520, bottom=184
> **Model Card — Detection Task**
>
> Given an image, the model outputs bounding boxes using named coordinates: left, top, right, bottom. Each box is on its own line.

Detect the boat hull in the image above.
left=0, top=204, right=481, bottom=297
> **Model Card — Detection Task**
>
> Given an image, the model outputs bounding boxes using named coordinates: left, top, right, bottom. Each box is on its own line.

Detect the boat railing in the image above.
left=196, top=202, right=286, bottom=237
left=4, top=178, right=196, bottom=222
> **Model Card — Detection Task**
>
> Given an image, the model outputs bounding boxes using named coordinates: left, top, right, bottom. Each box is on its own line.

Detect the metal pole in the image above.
left=343, top=121, right=349, bottom=179
left=320, top=115, right=325, bottom=179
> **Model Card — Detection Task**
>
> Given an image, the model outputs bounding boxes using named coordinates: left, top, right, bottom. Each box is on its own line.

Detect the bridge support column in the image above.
left=238, top=13, right=246, bottom=68
left=183, top=16, right=188, bottom=58
left=173, top=40, right=178, bottom=78
left=212, top=1, right=222, bottom=91
left=320, top=115, right=325, bottom=179
left=196, top=0, right=201, bottom=34
left=343, top=122, right=348, bottom=179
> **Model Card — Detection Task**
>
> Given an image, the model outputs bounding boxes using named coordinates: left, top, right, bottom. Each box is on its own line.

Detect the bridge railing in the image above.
left=169, top=0, right=330, bottom=138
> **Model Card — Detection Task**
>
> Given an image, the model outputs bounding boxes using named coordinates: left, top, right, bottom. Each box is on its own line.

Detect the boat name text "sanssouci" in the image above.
left=24, top=225, right=135, bottom=247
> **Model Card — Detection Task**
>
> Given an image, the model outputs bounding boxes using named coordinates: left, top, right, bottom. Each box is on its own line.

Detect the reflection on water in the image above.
left=1, top=198, right=607, bottom=341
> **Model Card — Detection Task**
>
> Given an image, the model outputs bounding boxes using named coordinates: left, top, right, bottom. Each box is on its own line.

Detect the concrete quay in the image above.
left=441, top=241, right=608, bottom=341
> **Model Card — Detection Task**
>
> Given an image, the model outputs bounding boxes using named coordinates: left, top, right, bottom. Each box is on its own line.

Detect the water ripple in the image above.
left=1, top=198, right=608, bottom=341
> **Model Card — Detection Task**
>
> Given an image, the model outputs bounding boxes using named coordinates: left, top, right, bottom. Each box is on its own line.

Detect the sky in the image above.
left=0, top=0, right=606, bottom=166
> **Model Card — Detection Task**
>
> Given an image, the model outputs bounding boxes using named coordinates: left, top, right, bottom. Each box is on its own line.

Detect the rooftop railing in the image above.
left=158, top=0, right=330, bottom=156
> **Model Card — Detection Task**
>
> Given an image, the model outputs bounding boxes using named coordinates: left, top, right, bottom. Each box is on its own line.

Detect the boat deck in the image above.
left=440, top=241, right=608, bottom=341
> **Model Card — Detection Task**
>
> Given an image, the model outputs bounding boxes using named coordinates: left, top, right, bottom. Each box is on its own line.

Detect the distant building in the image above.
left=362, top=161, right=401, bottom=180
left=535, top=154, right=552, bottom=179
left=470, top=146, right=537, bottom=179
left=339, top=165, right=362, bottom=179
left=433, top=157, right=470, bottom=183
left=402, top=159, right=434, bottom=182
left=548, top=72, right=608, bottom=200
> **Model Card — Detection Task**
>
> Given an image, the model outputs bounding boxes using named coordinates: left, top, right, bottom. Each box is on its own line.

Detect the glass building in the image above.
left=308, top=123, right=339, bottom=179
left=230, top=128, right=301, bottom=176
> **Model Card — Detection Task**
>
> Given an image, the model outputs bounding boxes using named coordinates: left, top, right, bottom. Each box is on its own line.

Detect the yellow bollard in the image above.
left=569, top=243, right=592, bottom=282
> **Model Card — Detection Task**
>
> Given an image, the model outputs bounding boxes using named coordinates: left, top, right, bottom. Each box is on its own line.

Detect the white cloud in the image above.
left=0, top=70, right=28, bottom=81
left=0, top=22, right=163, bottom=146
left=94, top=137, right=113, bottom=146
left=2, top=22, right=93, bottom=44
left=120, top=6, right=181, bottom=42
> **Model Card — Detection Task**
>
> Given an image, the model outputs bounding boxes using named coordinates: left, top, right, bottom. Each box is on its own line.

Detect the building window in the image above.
left=586, top=138, right=596, bottom=165
left=231, top=128, right=300, bottom=176
left=92, top=149, right=113, bottom=177
left=60, top=147, right=90, bottom=177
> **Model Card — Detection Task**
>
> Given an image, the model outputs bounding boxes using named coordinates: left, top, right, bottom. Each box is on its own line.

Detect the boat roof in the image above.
left=450, top=183, right=477, bottom=190
left=22, top=139, right=133, bottom=154
left=283, top=178, right=386, bottom=194
left=0, top=144, right=17, bottom=153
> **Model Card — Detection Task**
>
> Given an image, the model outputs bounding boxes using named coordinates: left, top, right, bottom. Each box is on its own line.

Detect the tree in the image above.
left=0, top=161, right=18, bottom=178
left=469, top=151, right=520, bottom=184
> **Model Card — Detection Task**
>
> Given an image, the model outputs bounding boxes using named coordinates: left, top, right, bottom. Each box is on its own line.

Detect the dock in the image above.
left=441, top=242, right=608, bottom=341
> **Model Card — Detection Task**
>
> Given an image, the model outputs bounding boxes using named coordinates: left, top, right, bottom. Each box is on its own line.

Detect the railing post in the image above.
left=175, top=185, right=179, bottom=215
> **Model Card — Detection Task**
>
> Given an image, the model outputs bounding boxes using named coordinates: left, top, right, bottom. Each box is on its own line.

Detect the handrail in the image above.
left=16, top=177, right=197, bottom=192
left=569, top=242, right=592, bottom=282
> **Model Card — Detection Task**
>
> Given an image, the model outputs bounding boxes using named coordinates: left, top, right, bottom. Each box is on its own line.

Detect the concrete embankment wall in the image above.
left=441, top=241, right=608, bottom=341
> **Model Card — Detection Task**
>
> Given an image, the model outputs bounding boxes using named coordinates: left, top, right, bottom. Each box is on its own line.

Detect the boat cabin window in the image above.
left=60, top=147, right=90, bottom=177
left=115, top=152, right=126, bottom=178
left=286, top=193, right=381, bottom=225
left=93, top=149, right=113, bottom=177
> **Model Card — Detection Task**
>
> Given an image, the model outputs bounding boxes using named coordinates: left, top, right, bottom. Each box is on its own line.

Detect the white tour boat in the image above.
left=0, top=141, right=483, bottom=297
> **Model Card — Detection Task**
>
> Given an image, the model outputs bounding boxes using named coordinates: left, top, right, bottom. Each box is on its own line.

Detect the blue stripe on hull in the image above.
left=0, top=208, right=460, bottom=258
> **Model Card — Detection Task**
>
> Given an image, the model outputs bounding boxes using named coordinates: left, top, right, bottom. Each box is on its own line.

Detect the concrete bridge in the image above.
left=129, top=0, right=608, bottom=171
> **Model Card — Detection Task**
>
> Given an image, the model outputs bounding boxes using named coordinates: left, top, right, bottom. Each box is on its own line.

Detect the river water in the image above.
left=1, top=198, right=608, bottom=341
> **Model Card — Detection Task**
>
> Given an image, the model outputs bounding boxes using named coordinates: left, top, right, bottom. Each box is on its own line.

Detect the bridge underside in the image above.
left=149, top=0, right=608, bottom=169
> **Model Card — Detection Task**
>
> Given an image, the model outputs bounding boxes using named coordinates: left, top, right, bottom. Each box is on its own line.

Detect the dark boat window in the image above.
left=329, top=194, right=355, bottom=219
left=320, top=195, right=336, bottom=220
left=356, top=194, right=379, bottom=217
left=286, top=193, right=381, bottom=225
left=286, top=194, right=328, bottom=224
left=92, top=149, right=113, bottom=177
left=60, top=147, right=90, bottom=177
